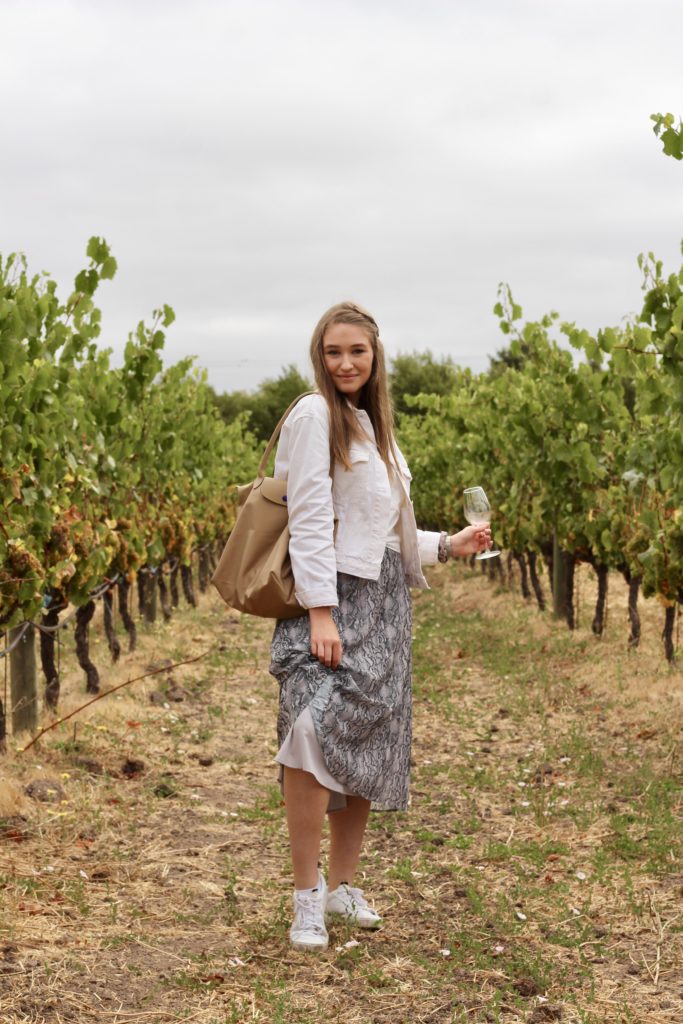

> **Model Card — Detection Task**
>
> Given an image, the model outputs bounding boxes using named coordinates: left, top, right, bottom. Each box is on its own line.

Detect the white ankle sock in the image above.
left=295, top=884, right=319, bottom=897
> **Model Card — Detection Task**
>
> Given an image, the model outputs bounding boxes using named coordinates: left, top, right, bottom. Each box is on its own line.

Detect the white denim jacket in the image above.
left=273, top=393, right=441, bottom=609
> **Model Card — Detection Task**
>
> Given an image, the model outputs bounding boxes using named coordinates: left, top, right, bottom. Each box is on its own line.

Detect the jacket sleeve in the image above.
left=284, top=411, right=339, bottom=609
left=417, top=529, right=441, bottom=566
left=394, top=442, right=441, bottom=568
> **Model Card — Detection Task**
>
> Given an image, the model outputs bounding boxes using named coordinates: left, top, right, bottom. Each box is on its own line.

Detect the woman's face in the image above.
left=322, top=322, right=374, bottom=405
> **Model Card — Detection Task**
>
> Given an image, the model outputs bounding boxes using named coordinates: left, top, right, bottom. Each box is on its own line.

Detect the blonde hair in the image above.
left=309, top=301, right=397, bottom=471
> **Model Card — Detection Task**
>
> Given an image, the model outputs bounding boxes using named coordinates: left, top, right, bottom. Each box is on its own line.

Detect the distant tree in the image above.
left=389, top=350, right=459, bottom=415
left=211, top=364, right=312, bottom=442
left=210, top=388, right=253, bottom=423
left=488, top=341, right=535, bottom=377
left=248, top=365, right=312, bottom=441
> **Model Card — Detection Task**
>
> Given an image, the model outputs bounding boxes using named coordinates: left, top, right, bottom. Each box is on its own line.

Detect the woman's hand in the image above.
left=449, top=525, right=492, bottom=558
left=308, top=607, right=342, bottom=669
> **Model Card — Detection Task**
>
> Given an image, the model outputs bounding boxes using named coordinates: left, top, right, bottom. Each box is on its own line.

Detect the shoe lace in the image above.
left=342, top=885, right=370, bottom=909
left=294, top=893, right=326, bottom=934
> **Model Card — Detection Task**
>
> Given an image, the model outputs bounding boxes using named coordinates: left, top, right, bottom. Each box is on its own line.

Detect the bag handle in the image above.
left=257, top=391, right=319, bottom=478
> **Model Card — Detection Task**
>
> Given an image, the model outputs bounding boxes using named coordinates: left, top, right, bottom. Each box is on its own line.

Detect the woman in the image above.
left=269, top=301, right=491, bottom=952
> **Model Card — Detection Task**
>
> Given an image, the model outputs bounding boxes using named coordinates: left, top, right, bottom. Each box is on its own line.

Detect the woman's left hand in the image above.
left=449, top=525, right=492, bottom=558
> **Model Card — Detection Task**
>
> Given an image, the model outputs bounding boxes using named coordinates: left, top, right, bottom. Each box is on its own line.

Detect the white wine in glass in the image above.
left=463, top=486, right=500, bottom=560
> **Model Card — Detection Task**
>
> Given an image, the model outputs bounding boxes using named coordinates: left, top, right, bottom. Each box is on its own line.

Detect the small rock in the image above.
left=90, top=866, right=112, bottom=880
left=1, top=944, right=19, bottom=959
left=529, top=1005, right=563, bottom=1022
left=73, top=758, right=103, bottom=776
left=198, top=756, right=214, bottom=767
left=593, top=925, right=609, bottom=938
left=145, top=659, right=173, bottom=672
left=154, top=776, right=178, bottom=799
left=0, top=816, right=31, bottom=842
left=167, top=687, right=188, bottom=703
left=121, top=759, right=145, bottom=779
left=513, top=975, right=542, bottom=997
left=149, top=691, right=166, bottom=705
left=24, top=778, right=66, bottom=804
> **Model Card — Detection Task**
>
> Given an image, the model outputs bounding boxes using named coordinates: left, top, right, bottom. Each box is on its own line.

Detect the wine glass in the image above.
left=463, top=486, right=500, bottom=560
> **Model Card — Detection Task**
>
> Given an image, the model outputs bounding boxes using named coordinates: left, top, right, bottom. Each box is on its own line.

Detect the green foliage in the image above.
left=0, top=239, right=260, bottom=629
left=651, top=112, right=683, bottom=161
left=3, top=219, right=682, bottom=635
left=398, top=257, right=683, bottom=607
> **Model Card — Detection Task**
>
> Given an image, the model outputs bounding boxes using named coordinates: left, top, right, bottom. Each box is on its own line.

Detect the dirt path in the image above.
left=1, top=565, right=681, bottom=1023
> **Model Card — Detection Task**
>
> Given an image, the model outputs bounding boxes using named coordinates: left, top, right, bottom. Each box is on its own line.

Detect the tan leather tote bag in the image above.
left=210, top=392, right=319, bottom=619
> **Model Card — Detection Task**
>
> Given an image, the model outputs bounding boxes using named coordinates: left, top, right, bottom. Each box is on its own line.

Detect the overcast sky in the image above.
left=2, top=0, right=682, bottom=393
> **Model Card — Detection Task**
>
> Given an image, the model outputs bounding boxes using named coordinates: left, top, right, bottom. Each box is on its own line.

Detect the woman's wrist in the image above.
left=448, top=533, right=464, bottom=558
left=308, top=606, right=335, bottom=620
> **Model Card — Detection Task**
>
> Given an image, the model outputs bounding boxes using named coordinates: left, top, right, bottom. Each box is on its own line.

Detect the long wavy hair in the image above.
left=309, top=301, right=397, bottom=472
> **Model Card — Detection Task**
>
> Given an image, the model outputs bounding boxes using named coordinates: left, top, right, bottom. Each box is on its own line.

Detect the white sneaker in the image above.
left=325, top=883, right=382, bottom=929
left=289, top=875, right=329, bottom=952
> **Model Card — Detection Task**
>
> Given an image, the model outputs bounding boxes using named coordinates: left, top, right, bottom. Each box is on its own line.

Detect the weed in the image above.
left=243, top=894, right=290, bottom=943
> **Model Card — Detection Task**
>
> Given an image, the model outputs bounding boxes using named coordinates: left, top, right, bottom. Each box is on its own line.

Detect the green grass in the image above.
left=4, top=564, right=681, bottom=1024
left=400, top=566, right=683, bottom=1014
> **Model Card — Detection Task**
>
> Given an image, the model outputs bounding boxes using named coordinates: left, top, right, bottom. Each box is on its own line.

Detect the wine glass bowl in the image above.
left=463, top=486, right=500, bottom=560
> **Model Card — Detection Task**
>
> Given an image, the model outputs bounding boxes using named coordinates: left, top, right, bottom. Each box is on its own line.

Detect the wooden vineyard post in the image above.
left=9, top=624, right=38, bottom=736
left=145, top=572, right=158, bottom=624
left=138, top=572, right=157, bottom=625
left=552, top=531, right=574, bottom=626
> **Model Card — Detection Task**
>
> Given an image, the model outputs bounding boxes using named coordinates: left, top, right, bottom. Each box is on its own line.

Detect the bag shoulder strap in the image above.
left=257, top=391, right=319, bottom=478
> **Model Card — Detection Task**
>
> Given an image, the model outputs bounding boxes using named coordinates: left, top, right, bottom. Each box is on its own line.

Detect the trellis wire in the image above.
left=0, top=574, right=121, bottom=657
left=0, top=620, right=32, bottom=659
left=2, top=544, right=210, bottom=656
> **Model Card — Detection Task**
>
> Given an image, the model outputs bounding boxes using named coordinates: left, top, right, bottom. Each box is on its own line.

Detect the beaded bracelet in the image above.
left=438, top=531, right=450, bottom=563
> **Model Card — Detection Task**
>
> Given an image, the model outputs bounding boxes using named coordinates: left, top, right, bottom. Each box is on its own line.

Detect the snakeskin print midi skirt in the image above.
left=269, top=547, right=413, bottom=811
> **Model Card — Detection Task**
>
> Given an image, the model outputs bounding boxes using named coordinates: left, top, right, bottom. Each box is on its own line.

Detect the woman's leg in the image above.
left=327, top=795, right=371, bottom=891
left=283, top=766, right=330, bottom=889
